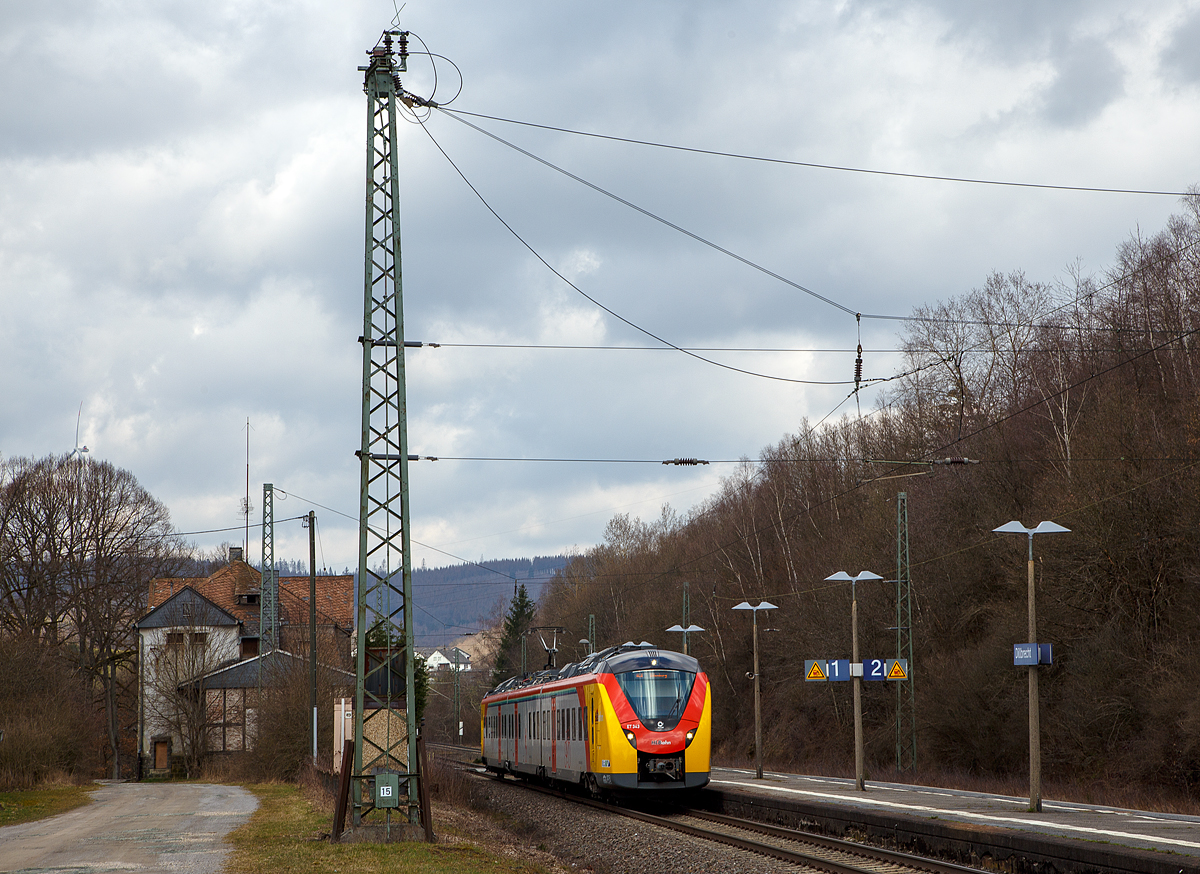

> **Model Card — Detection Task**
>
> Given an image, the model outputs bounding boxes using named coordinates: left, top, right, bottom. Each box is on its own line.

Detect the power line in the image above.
left=171, top=517, right=308, bottom=539
left=415, top=117, right=872, bottom=385
left=273, top=488, right=522, bottom=584
left=440, top=108, right=1191, bottom=198
left=652, top=321, right=1200, bottom=584
left=424, top=342, right=905, bottom=353
left=438, top=108, right=861, bottom=318
left=435, top=108, right=1199, bottom=334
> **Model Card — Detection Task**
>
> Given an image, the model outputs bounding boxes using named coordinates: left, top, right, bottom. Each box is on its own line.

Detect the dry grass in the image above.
left=0, top=781, right=96, bottom=827
left=225, top=780, right=561, bottom=874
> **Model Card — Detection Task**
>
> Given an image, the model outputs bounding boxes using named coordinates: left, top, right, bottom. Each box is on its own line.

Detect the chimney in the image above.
left=229, top=546, right=244, bottom=562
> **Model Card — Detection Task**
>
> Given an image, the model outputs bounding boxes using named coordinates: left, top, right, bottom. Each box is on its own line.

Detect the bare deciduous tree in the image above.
left=0, top=454, right=186, bottom=779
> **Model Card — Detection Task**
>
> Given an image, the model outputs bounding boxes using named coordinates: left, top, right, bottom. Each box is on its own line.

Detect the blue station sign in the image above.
left=806, top=658, right=909, bottom=681
left=1014, top=643, right=1053, bottom=666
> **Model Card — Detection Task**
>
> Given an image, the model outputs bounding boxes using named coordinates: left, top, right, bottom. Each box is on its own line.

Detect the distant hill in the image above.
left=244, top=554, right=569, bottom=648
left=410, top=555, right=569, bottom=647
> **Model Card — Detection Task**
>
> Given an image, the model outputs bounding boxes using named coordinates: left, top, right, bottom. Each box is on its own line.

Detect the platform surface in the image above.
left=711, top=766, right=1200, bottom=859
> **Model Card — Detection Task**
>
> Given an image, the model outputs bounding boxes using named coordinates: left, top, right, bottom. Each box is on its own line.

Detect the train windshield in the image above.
left=614, top=669, right=695, bottom=729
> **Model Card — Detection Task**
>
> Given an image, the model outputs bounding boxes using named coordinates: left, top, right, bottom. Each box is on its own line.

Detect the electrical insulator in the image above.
left=854, top=344, right=863, bottom=387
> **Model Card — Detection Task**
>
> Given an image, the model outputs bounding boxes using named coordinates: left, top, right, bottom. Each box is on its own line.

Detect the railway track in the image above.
left=662, top=808, right=985, bottom=874
left=428, top=745, right=1194, bottom=874
left=437, top=750, right=984, bottom=874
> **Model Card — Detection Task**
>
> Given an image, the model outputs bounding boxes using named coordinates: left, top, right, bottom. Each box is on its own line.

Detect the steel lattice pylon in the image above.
left=260, top=483, right=278, bottom=653
left=895, top=491, right=916, bottom=771
left=352, top=31, right=420, bottom=827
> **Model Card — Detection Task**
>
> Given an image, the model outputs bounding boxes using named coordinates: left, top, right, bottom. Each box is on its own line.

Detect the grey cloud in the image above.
left=1160, top=10, right=1200, bottom=85
left=1039, top=37, right=1124, bottom=127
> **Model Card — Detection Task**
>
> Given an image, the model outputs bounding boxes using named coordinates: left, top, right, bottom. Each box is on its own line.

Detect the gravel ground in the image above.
left=435, top=771, right=807, bottom=874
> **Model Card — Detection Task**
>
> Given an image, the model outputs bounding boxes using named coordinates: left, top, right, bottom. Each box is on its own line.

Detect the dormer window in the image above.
left=238, top=593, right=260, bottom=606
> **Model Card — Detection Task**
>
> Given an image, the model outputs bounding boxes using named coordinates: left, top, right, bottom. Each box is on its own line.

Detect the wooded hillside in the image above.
left=536, top=195, right=1200, bottom=795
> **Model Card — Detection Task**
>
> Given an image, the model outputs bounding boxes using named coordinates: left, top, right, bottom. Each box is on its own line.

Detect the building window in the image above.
left=166, top=632, right=185, bottom=648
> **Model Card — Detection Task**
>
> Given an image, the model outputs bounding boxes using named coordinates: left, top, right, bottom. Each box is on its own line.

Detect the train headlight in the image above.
left=685, top=729, right=696, bottom=747
left=624, top=730, right=636, bottom=746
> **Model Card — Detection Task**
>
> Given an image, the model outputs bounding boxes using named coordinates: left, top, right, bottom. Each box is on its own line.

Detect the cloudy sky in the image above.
left=2, top=1, right=1198, bottom=580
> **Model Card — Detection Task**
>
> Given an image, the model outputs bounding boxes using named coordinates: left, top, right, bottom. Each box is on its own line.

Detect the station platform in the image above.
left=708, top=766, right=1200, bottom=871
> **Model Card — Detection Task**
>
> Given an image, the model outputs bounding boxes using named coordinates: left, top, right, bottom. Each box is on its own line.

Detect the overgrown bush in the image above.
left=0, top=637, right=99, bottom=789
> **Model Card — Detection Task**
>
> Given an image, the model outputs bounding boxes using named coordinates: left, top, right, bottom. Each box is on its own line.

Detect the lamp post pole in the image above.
left=733, top=601, right=777, bottom=779
left=994, top=520, right=1069, bottom=813
left=826, top=571, right=882, bottom=791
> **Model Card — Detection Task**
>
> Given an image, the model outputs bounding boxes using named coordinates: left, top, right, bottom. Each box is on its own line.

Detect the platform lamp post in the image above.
left=993, top=520, right=1070, bottom=813
left=666, top=624, right=705, bottom=656
left=732, top=601, right=777, bottom=779
left=825, top=571, right=882, bottom=791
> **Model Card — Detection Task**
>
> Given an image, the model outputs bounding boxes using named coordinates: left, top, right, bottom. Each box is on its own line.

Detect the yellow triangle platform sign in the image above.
left=806, top=660, right=827, bottom=681
left=887, top=660, right=908, bottom=680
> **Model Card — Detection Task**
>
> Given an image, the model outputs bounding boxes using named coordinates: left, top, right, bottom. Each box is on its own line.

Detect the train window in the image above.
left=615, top=669, right=697, bottom=729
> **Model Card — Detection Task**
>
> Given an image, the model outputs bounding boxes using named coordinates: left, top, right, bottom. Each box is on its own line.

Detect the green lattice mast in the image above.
left=352, top=30, right=420, bottom=827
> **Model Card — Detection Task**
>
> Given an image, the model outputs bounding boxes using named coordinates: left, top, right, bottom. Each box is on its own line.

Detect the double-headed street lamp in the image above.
left=993, top=520, right=1070, bottom=813
left=666, top=624, right=705, bottom=655
left=825, top=570, right=882, bottom=791
left=732, top=600, right=777, bottom=779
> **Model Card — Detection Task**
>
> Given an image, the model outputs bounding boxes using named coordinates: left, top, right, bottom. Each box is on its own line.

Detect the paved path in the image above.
left=0, top=782, right=258, bottom=874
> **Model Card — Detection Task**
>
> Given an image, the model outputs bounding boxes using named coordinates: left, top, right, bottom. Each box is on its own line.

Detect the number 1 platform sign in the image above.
left=806, top=659, right=909, bottom=681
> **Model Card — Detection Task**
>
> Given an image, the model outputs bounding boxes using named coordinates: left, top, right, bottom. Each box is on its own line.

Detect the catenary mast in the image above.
left=352, top=30, right=421, bottom=827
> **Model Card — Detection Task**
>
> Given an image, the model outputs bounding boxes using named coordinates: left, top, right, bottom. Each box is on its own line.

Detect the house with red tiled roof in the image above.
left=135, top=548, right=354, bottom=776
left=146, top=550, right=354, bottom=659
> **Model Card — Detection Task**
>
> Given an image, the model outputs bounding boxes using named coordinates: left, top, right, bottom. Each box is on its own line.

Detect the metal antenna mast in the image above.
left=353, top=30, right=421, bottom=827
left=895, top=491, right=915, bottom=771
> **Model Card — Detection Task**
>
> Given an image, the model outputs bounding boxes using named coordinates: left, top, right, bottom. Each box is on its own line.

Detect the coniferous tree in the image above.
left=491, top=584, right=536, bottom=686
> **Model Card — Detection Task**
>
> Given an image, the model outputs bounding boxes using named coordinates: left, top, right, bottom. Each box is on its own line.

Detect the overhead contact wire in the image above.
left=438, top=108, right=860, bottom=318
left=440, top=108, right=1190, bottom=198
left=414, top=115, right=867, bottom=386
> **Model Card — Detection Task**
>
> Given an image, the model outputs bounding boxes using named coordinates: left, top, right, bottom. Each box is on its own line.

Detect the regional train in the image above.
left=480, top=641, right=711, bottom=794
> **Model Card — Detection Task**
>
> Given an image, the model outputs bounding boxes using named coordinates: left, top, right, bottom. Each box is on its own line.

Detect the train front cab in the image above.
left=586, top=649, right=711, bottom=793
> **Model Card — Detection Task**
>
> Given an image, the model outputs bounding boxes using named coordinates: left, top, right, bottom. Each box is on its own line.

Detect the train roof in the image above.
left=483, top=641, right=702, bottom=699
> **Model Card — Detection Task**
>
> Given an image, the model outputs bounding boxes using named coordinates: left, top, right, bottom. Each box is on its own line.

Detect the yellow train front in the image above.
left=481, top=642, right=711, bottom=794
